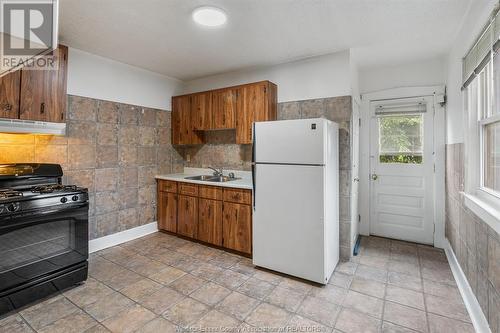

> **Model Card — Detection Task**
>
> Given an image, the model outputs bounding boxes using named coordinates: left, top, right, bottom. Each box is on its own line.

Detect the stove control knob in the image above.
left=72, top=195, right=79, bottom=201
left=7, top=203, right=18, bottom=212
left=60, top=197, right=68, bottom=203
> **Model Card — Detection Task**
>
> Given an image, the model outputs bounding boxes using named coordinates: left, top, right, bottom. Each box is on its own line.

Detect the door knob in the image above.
left=3, top=103, right=12, bottom=112
left=371, top=174, right=378, bottom=181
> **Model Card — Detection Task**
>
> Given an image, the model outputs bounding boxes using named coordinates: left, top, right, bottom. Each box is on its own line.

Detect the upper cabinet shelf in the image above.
left=0, top=45, right=68, bottom=123
left=172, top=81, right=277, bottom=145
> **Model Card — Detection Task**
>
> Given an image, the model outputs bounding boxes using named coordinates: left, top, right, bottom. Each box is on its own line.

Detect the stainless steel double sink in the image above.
left=184, top=175, right=241, bottom=183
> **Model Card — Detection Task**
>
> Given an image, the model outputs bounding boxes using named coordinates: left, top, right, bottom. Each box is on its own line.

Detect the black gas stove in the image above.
left=0, top=164, right=89, bottom=315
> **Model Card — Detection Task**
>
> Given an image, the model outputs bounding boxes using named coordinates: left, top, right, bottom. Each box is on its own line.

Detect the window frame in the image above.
left=465, top=56, right=500, bottom=230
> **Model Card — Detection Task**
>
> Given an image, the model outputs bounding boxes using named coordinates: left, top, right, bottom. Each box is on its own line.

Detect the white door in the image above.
left=369, top=96, right=435, bottom=244
left=253, top=163, right=327, bottom=283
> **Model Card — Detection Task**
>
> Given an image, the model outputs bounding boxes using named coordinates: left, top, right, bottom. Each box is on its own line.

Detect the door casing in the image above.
left=359, top=86, right=446, bottom=248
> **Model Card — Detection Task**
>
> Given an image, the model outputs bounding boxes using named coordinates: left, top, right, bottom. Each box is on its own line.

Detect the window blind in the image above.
left=462, top=8, right=499, bottom=89
left=375, top=100, right=427, bottom=115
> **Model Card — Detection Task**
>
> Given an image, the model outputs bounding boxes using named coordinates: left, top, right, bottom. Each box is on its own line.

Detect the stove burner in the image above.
left=0, top=189, right=23, bottom=199
left=31, top=184, right=79, bottom=194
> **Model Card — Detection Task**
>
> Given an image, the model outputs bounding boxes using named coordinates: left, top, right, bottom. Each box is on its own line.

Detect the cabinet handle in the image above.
left=3, top=103, right=12, bottom=112
left=60, top=112, right=64, bottom=120
left=40, top=102, right=45, bottom=114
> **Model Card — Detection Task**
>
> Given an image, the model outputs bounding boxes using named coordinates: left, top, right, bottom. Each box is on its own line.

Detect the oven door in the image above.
left=0, top=203, right=88, bottom=293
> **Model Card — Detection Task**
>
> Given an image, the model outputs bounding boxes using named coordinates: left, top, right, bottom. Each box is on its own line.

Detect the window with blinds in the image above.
left=463, top=6, right=500, bottom=198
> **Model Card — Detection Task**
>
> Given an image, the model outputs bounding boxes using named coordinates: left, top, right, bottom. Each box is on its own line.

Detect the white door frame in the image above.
left=359, top=86, right=446, bottom=248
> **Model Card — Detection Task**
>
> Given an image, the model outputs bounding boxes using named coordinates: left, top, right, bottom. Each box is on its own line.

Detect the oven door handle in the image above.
left=0, top=203, right=88, bottom=229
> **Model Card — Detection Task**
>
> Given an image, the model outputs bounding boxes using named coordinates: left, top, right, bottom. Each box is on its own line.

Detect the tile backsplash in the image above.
left=445, top=143, right=500, bottom=333
left=0, top=95, right=181, bottom=240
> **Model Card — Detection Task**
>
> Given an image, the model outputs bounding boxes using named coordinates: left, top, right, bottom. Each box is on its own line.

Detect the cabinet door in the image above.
left=192, top=92, right=212, bottom=130
left=172, top=95, right=203, bottom=145
left=0, top=71, right=20, bottom=119
left=46, top=45, right=68, bottom=123
left=223, top=202, right=252, bottom=254
left=158, top=191, right=177, bottom=233
left=177, top=195, right=198, bottom=238
left=197, top=198, right=223, bottom=246
left=19, top=45, right=68, bottom=123
left=19, top=68, right=46, bottom=121
left=236, top=83, right=267, bottom=144
left=212, top=89, right=236, bottom=129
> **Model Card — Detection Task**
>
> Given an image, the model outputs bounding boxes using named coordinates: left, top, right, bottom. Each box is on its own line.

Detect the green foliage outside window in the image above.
left=378, top=115, right=423, bottom=164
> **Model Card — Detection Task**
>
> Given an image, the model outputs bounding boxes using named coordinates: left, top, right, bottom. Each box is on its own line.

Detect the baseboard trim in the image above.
left=444, top=239, right=491, bottom=333
left=89, top=222, right=159, bottom=253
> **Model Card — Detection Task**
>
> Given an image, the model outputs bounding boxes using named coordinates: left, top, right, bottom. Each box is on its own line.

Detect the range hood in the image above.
left=0, top=119, right=66, bottom=135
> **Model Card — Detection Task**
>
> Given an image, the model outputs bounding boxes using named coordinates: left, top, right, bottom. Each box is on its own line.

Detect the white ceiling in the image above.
left=59, top=0, right=471, bottom=81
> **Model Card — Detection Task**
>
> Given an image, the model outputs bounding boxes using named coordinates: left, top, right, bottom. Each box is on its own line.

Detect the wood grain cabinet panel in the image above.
left=0, top=71, right=20, bottom=119
left=212, top=89, right=236, bottom=129
left=177, top=194, right=198, bottom=238
left=172, top=95, right=203, bottom=145
left=179, top=183, right=198, bottom=196
left=223, top=202, right=252, bottom=254
left=158, top=191, right=177, bottom=233
left=192, top=92, right=212, bottom=130
left=199, top=185, right=223, bottom=200
left=236, top=82, right=279, bottom=144
left=223, top=188, right=252, bottom=205
left=158, top=180, right=178, bottom=193
left=19, top=45, right=68, bottom=123
left=197, top=198, right=223, bottom=246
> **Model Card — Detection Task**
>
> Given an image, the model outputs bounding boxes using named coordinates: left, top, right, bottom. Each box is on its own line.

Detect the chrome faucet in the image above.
left=208, top=167, right=223, bottom=177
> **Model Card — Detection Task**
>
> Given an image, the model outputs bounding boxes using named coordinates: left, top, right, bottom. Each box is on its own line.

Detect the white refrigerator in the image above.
left=252, top=118, right=339, bottom=284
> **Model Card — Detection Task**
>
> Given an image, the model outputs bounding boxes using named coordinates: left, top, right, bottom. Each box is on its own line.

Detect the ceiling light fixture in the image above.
left=192, top=6, right=227, bottom=27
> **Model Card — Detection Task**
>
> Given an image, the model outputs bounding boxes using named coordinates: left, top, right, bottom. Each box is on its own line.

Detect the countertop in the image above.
left=156, top=168, right=253, bottom=190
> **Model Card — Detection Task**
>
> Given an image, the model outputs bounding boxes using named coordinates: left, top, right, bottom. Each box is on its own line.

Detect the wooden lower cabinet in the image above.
left=197, top=198, right=223, bottom=246
left=158, top=191, right=177, bottom=233
left=157, top=180, right=252, bottom=255
left=177, top=194, right=198, bottom=238
left=222, top=202, right=252, bottom=255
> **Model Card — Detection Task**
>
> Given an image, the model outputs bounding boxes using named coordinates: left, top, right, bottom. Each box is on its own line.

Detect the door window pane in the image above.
left=378, top=114, right=423, bottom=164
left=484, top=120, right=500, bottom=192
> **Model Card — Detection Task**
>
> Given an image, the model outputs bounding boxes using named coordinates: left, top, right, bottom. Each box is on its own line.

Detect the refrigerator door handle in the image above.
left=252, top=122, right=256, bottom=210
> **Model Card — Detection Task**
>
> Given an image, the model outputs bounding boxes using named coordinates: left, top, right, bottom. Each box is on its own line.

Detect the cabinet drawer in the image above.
left=223, top=188, right=252, bottom=205
left=158, top=180, right=177, bottom=193
left=179, top=182, right=199, bottom=196
left=199, top=185, right=223, bottom=200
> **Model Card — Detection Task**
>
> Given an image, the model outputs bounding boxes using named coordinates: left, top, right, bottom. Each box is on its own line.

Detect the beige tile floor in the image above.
left=0, top=233, right=475, bottom=333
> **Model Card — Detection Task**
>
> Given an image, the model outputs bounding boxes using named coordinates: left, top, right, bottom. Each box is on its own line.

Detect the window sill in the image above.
left=463, top=193, right=500, bottom=235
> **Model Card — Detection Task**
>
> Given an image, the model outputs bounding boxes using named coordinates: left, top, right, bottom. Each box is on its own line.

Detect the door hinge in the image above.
left=358, top=214, right=361, bottom=223
left=433, top=164, right=436, bottom=173
left=359, top=118, right=361, bottom=127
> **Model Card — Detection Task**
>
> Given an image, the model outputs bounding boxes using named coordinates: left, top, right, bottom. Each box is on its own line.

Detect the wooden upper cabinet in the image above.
left=172, top=95, right=203, bottom=145
left=171, top=81, right=276, bottom=145
left=236, top=82, right=277, bottom=144
left=19, top=45, right=68, bottom=123
left=212, top=89, right=236, bottom=129
left=0, top=71, right=20, bottom=119
left=192, top=92, right=212, bottom=130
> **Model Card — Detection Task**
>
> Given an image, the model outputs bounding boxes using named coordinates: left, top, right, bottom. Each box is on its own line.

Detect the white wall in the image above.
left=445, top=0, right=497, bottom=144
left=359, top=58, right=446, bottom=94
left=183, top=51, right=352, bottom=102
left=67, top=48, right=184, bottom=110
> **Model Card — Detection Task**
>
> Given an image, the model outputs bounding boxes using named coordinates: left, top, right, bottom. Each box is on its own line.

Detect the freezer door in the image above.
left=253, top=163, right=327, bottom=283
left=254, top=119, right=326, bottom=165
